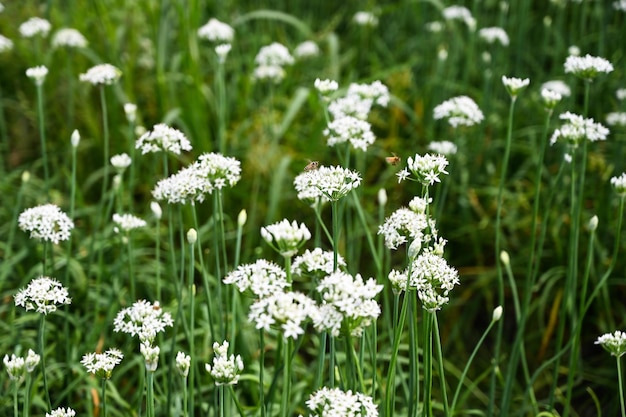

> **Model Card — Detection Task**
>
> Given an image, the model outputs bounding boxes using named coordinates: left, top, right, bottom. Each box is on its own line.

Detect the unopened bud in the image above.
left=150, top=201, right=162, bottom=219
left=22, top=171, right=30, bottom=183
left=238, top=209, right=247, bottom=227
left=378, top=188, right=387, bottom=206
left=71, top=129, right=80, bottom=147
left=492, top=306, right=503, bottom=322
left=187, top=228, right=197, bottom=245
left=588, top=215, right=598, bottom=231
left=500, top=250, right=510, bottom=266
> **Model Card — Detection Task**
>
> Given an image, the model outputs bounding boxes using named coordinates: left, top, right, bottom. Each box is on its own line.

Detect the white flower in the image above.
left=261, top=219, right=311, bottom=258
left=46, top=408, right=76, bottom=417
left=617, top=88, right=626, bottom=101
left=502, top=76, right=530, bottom=98
left=611, top=173, right=626, bottom=196
left=205, top=341, right=243, bottom=385
left=411, top=251, right=460, bottom=311
left=79, top=63, right=122, bottom=85
left=596, top=330, right=626, bottom=357
left=113, top=300, right=173, bottom=344
left=378, top=207, right=434, bottom=250
left=294, top=165, right=361, bottom=202
left=4, top=349, right=39, bottom=384
left=615, top=0, right=626, bottom=11
left=406, top=153, right=450, bottom=186
left=292, top=248, right=347, bottom=279
left=396, top=168, right=410, bottom=183
left=294, top=41, right=319, bottom=59
left=305, top=387, right=378, bottom=417
left=541, top=88, right=562, bottom=110
left=81, top=348, right=123, bottom=379
left=113, top=213, right=146, bottom=233
left=478, top=27, right=509, bottom=46
left=248, top=291, right=315, bottom=339
left=26, top=66, right=48, bottom=86
left=71, top=129, right=80, bottom=147
left=550, top=112, right=609, bottom=147
left=140, top=342, right=160, bottom=371
left=224, top=259, right=289, bottom=298
left=176, top=351, right=191, bottom=378
left=198, top=18, right=234, bottom=43
left=0, top=34, right=13, bottom=52
left=51, top=28, right=88, bottom=48
left=15, top=276, right=71, bottom=315
left=606, top=112, right=626, bottom=127
left=25, top=349, right=40, bottom=372
left=252, top=65, right=286, bottom=83
left=353, top=11, right=378, bottom=27
left=314, top=78, right=339, bottom=96
left=434, top=95, right=484, bottom=127
left=124, top=103, right=137, bottom=123
left=387, top=269, right=409, bottom=293
left=150, top=201, right=162, bottom=219
left=311, top=271, right=383, bottom=337
left=110, top=153, right=132, bottom=171
left=568, top=45, right=581, bottom=56
left=541, top=80, right=571, bottom=97
left=19, top=204, right=74, bottom=244
left=19, top=17, right=51, bottom=38
left=255, top=42, right=294, bottom=67
left=136, top=123, right=192, bottom=155
left=427, top=140, right=457, bottom=156
left=346, top=80, right=390, bottom=108
left=564, top=54, right=614, bottom=80
left=425, top=21, right=443, bottom=32
left=324, top=116, right=376, bottom=151
left=215, top=43, right=231, bottom=63
left=442, top=5, right=476, bottom=30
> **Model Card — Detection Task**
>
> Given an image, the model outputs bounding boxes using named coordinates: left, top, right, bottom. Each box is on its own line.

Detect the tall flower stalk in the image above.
left=26, top=66, right=49, bottom=191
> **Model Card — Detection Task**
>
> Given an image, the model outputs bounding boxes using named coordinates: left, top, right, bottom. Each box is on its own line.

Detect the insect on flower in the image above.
left=304, top=160, right=319, bottom=171
left=385, top=154, right=401, bottom=166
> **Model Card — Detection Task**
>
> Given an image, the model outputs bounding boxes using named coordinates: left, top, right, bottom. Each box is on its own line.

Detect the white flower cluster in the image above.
left=433, top=95, right=484, bottom=128
left=19, top=17, right=51, bottom=38
left=253, top=42, right=294, bottom=82
left=14, top=276, right=72, bottom=315
left=136, top=123, right=192, bottom=155
left=442, top=5, right=476, bottom=30
left=113, top=300, right=173, bottom=344
left=3, top=349, right=40, bottom=383
left=610, top=173, right=626, bottom=196
left=46, top=408, right=76, bottom=417
left=596, top=330, right=626, bottom=357
left=328, top=81, right=390, bottom=121
left=324, top=116, right=376, bottom=152
left=398, top=153, right=450, bottom=186
left=176, top=351, right=191, bottom=378
left=564, top=54, right=614, bottom=80
left=205, top=341, right=244, bottom=385
left=502, top=76, right=530, bottom=98
left=198, top=18, right=234, bottom=43
left=550, top=112, right=609, bottom=147
left=478, top=27, right=509, bottom=46
left=0, top=34, right=13, bottom=52
left=311, top=271, right=383, bottom=337
left=52, top=28, right=88, bottom=48
left=353, top=11, right=378, bottom=27
left=26, top=65, right=48, bottom=85
left=294, top=41, right=319, bottom=59
left=427, top=140, right=457, bottom=156
left=152, top=152, right=241, bottom=204
left=541, top=88, right=562, bottom=110
left=215, top=43, right=231, bottom=62
left=140, top=342, right=160, bottom=371
left=606, top=112, right=626, bottom=127
left=261, top=219, right=311, bottom=258
left=378, top=206, right=434, bottom=250
left=305, top=387, right=378, bottom=417
left=248, top=291, right=316, bottom=339
left=294, top=165, right=361, bottom=203
left=411, top=251, right=460, bottom=311
left=314, top=78, right=339, bottom=97
left=224, top=259, right=289, bottom=298
left=618, top=88, right=626, bottom=101
left=79, top=63, right=122, bottom=85
left=541, top=80, right=571, bottom=97
left=111, top=153, right=132, bottom=170
left=113, top=213, right=146, bottom=233
left=615, top=0, right=626, bottom=11
left=292, top=248, right=346, bottom=279
left=81, top=348, right=123, bottom=379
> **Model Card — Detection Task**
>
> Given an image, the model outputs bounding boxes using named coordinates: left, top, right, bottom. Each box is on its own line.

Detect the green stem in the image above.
left=24, top=374, right=32, bottom=417
left=423, top=311, right=434, bottom=417
left=408, top=291, right=418, bottom=417
left=329, top=336, right=335, bottom=388
left=36, top=84, right=49, bottom=193
left=127, top=235, right=136, bottom=300
left=182, top=378, right=188, bottom=417
left=433, top=315, right=449, bottom=416
left=188, top=233, right=196, bottom=417
left=259, top=329, right=266, bottom=417
left=101, top=378, right=107, bottom=417
left=217, top=61, right=227, bottom=153
left=619, top=357, right=626, bottom=417
left=13, top=380, right=17, bottom=417
left=385, top=291, right=410, bottom=417
left=350, top=192, right=383, bottom=275
left=212, top=193, right=225, bottom=338
left=314, top=332, right=327, bottom=389
left=219, top=385, right=225, bottom=417
left=331, top=200, right=339, bottom=271
left=228, top=385, right=246, bottom=417
left=147, top=370, right=155, bottom=417
left=191, top=204, right=216, bottom=341
left=39, top=315, right=51, bottom=411
left=280, top=337, right=293, bottom=417
left=99, top=86, right=111, bottom=234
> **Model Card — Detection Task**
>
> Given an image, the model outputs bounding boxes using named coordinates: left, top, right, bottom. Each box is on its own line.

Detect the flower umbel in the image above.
left=79, top=63, right=122, bottom=85
left=305, top=387, right=379, bottom=417
left=205, top=341, right=244, bottom=385
left=19, top=203, right=74, bottom=244
left=433, top=95, right=484, bottom=127
left=261, top=219, right=311, bottom=258
left=292, top=248, right=347, bottom=280
left=248, top=291, right=315, bottom=339
left=81, top=348, right=123, bottom=379
left=176, top=351, right=191, bottom=378
left=136, top=123, right=192, bottom=155
left=295, top=165, right=361, bottom=202
left=502, top=75, right=530, bottom=98
left=550, top=112, right=609, bottom=147
left=140, top=342, right=160, bottom=371
left=224, top=259, right=289, bottom=298
left=15, top=276, right=71, bottom=315
left=405, top=153, right=450, bottom=186
left=564, top=54, right=614, bottom=80
left=113, top=300, right=173, bottom=344
left=45, top=408, right=76, bottom=417
left=611, top=173, right=626, bottom=197
left=4, top=349, right=40, bottom=384
left=113, top=213, right=147, bottom=233
left=26, top=65, right=48, bottom=86
left=596, top=331, right=626, bottom=357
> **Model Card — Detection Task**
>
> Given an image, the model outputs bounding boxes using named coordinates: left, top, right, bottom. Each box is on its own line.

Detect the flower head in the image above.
left=205, top=341, right=243, bottom=385
left=427, top=141, right=457, bottom=156
left=79, top=63, right=122, bottom=85
left=113, top=213, right=147, bottom=233
left=19, top=17, right=51, bottom=38
left=215, top=43, right=231, bottom=63
left=292, top=248, right=347, bottom=279
left=136, top=123, right=192, bottom=155
left=478, top=27, right=509, bottom=46
left=52, top=28, right=88, bottom=48
left=176, top=351, right=191, bottom=378
left=324, top=116, right=376, bottom=152
left=434, top=96, right=484, bottom=127
left=311, top=271, right=383, bottom=337
left=4, top=349, right=40, bottom=384
left=81, top=348, right=123, bottom=379
left=615, top=0, right=626, bottom=11
left=295, top=165, right=361, bottom=202
left=611, top=173, right=626, bottom=196
left=607, top=112, right=626, bottom=127
left=124, top=103, right=137, bottom=123
left=0, top=34, right=13, bottom=52
left=305, top=387, right=378, bottom=417
left=502, top=76, right=530, bottom=98
left=26, top=66, right=48, bottom=86
left=294, top=41, right=319, bottom=59
left=596, top=330, right=626, bottom=357
left=113, top=300, right=173, bottom=344
left=314, top=78, right=338, bottom=97
left=198, top=18, right=234, bottom=43
left=378, top=207, right=434, bottom=250
left=405, top=153, right=450, bottom=186
left=46, top=408, right=76, bottom=417
left=255, top=42, right=294, bottom=67
left=248, top=291, right=315, bottom=339
left=110, top=153, right=132, bottom=172
left=541, top=88, right=563, bottom=110
left=442, top=6, right=476, bottom=30
left=541, top=80, right=571, bottom=97
left=15, top=276, right=71, bottom=315
left=550, top=112, right=609, bottom=147
left=411, top=251, right=460, bottom=311
left=224, top=259, right=289, bottom=298
left=564, top=54, right=614, bottom=80
left=261, top=219, right=311, bottom=258
left=140, top=342, right=160, bottom=371
left=617, top=88, right=626, bottom=101
left=353, top=11, right=379, bottom=27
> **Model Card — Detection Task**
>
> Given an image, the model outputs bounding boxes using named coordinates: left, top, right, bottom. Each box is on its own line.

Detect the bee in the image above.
left=153, top=301, right=161, bottom=311
left=304, top=160, right=319, bottom=171
left=385, top=153, right=401, bottom=166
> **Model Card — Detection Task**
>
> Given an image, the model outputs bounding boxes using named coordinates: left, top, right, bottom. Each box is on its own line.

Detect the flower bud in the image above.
left=22, top=171, right=30, bottom=183
left=238, top=209, right=247, bottom=227
left=492, top=305, right=503, bottom=322
left=150, top=201, right=162, bottom=219
left=500, top=250, right=510, bottom=266
left=377, top=188, right=387, bottom=206
left=187, top=228, right=197, bottom=245
left=588, top=215, right=599, bottom=231
left=71, top=129, right=80, bottom=148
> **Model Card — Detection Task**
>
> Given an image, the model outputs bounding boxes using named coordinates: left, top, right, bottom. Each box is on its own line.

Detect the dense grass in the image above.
left=1, top=1, right=626, bottom=416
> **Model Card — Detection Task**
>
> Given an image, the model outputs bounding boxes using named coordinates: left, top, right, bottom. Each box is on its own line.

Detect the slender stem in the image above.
left=213, top=193, right=225, bottom=338
left=127, top=235, right=136, bottom=300
left=331, top=200, right=339, bottom=271
left=408, top=292, right=418, bottom=417
left=219, top=385, right=225, bottom=417
left=147, top=370, right=155, bottom=417
left=155, top=217, right=162, bottom=301
left=99, top=86, right=111, bottom=232
left=314, top=332, right=327, bottom=389
left=182, top=378, right=188, bottom=417
left=191, top=204, right=215, bottom=340
left=43, top=241, right=49, bottom=276
left=619, top=357, right=626, bottom=417
left=217, top=61, right=227, bottom=153
left=280, top=337, right=292, bottom=417
left=329, top=336, right=336, bottom=388
left=36, top=84, right=49, bottom=192
left=385, top=291, right=410, bottom=417
left=228, top=385, right=246, bottom=417
left=12, top=380, right=17, bottom=417
left=423, top=311, right=434, bottom=417
left=24, top=374, right=32, bottom=417
left=433, top=315, right=449, bottom=416
left=188, top=233, right=196, bottom=417
left=101, top=378, right=107, bottom=417
left=259, top=329, right=266, bottom=417
left=350, top=192, right=383, bottom=275
left=39, top=315, right=51, bottom=411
